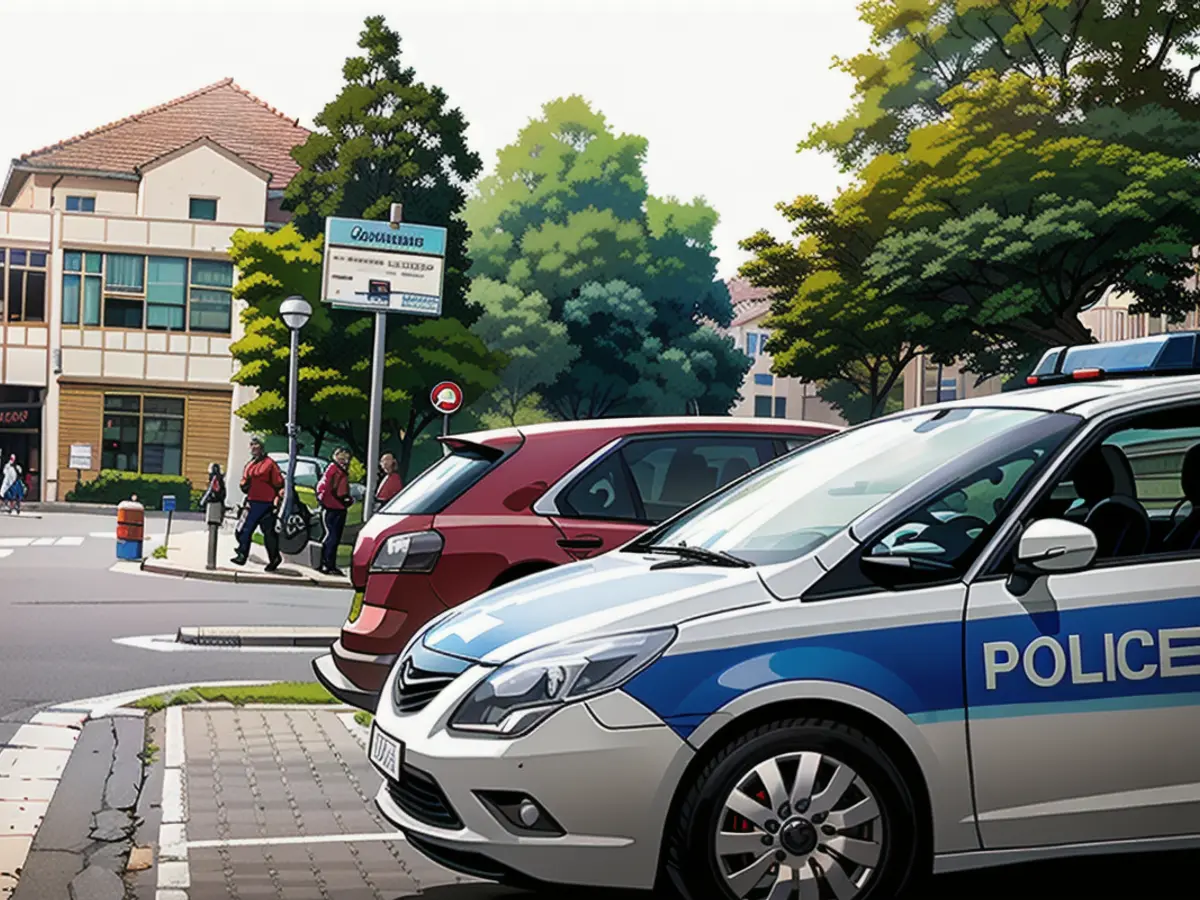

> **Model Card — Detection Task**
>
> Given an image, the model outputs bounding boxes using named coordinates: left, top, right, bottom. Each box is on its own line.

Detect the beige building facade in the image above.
left=0, top=80, right=307, bottom=500
left=721, top=278, right=847, bottom=426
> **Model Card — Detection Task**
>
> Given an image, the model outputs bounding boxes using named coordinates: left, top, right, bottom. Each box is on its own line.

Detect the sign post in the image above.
left=322, top=205, right=448, bottom=520
left=68, top=444, right=92, bottom=493
left=431, top=382, right=463, bottom=456
left=161, top=494, right=176, bottom=552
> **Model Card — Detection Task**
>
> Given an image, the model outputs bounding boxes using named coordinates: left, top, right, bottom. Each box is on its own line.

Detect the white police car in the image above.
left=367, top=332, right=1200, bottom=899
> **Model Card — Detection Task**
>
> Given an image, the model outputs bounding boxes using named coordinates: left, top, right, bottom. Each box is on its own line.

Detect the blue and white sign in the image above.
left=161, top=495, right=176, bottom=513
left=322, top=216, right=448, bottom=316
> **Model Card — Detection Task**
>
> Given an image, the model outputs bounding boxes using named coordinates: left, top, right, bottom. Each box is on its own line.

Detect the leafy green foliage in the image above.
left=467, top=278, right=576, bottom=426
left=753, top=1, right=1200, bottom=394
left=231, top=17, right=503, bottom=478
left=464, top=96, right=749, bottom=418
left=66, top=471, right=194, bottom=510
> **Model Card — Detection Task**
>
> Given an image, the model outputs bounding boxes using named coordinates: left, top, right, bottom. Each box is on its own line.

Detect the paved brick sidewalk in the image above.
left=176, top=706, right=517, bottom=899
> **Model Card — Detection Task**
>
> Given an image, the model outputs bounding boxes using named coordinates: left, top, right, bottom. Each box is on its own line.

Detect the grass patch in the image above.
left=151, top=545, right=168, bottom=559
left=130, top=681, right=339, bottom=712
left=354, top=710, right=374, bottom=728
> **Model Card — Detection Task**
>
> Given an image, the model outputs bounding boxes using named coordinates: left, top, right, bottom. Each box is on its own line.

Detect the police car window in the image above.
left=1026, top=409, right=1200, bottom=562
left=638, top=408, right=1074, bottom=566
left=867, top=452, right=1045, bottom=571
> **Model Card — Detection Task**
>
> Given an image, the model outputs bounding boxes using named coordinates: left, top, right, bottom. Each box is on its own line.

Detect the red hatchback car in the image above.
left=312, top=416, right=839, bottom=709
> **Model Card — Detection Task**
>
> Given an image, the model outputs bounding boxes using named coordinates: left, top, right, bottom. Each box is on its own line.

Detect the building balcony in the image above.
left=0, top=208, right=248, bottom=257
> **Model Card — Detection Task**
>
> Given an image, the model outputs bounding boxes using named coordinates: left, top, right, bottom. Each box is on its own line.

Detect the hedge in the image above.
left=66, top=470, right=196, bottom=510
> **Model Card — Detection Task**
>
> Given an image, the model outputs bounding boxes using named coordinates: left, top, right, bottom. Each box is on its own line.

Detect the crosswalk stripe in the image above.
left=55, top=537, right=84, bottom=546
left=0, top=538, right=33, bottom=547
left=0, top=549, right=12, bottom=559
left=30, top=537, right=55, bottom=546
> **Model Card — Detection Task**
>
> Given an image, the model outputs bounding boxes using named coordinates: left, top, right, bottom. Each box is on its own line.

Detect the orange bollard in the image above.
left=116, top=496, right=146, bottom=559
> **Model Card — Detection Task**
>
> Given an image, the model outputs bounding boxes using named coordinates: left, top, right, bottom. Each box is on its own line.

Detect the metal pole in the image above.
left=364, top=312, right=387, bottom=519
left=284, top=326, right=300, bottom=525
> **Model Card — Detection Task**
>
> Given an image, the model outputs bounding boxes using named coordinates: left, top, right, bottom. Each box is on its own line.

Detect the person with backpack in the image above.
left=1, top=455, right=23, bottom=515
left=232, top=437, right=283, bottom=571
left=316, top=447, right=354, bottom=577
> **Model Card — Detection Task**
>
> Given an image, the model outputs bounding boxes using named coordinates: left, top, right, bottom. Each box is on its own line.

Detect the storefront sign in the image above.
left=0, top=409, right=30, bottom=426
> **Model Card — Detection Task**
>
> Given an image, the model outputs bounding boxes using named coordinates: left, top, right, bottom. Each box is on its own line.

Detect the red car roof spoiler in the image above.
left=436, top=434, right=519, bottom=460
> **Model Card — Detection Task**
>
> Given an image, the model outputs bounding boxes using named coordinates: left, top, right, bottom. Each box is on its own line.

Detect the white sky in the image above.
left=0, top=0, right=868, bottom=278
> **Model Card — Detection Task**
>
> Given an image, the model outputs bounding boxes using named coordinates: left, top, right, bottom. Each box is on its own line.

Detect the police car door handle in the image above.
left=558, top=535, right=603, bottom=549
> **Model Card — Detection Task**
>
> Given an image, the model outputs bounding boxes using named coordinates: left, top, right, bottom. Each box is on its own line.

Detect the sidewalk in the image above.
left=141, top=530, right=351, bottom=589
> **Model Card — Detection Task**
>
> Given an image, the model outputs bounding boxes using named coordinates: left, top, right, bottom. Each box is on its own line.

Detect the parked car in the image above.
left=269, top=453, right=367, bottom=502
left=313, top=416, right=841, bottom=709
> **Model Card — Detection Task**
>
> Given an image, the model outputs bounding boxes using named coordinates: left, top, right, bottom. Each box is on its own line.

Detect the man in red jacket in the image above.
left=376, top=452, right=403, bottom=506
left=316, top=447, right=354, bottom=576
left=232, top=436, right=283, bottom=570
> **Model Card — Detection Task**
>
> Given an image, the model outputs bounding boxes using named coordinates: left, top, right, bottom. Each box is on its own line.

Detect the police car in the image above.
left=367, top=332, right=1200, bottom=900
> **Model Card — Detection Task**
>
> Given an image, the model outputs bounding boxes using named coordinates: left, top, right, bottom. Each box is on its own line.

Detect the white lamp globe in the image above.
left=280, top=295, right=312, bottom=331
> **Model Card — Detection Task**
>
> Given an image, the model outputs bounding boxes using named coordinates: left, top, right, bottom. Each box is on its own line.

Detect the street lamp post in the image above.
left=279, top=295, right=312, bottom=532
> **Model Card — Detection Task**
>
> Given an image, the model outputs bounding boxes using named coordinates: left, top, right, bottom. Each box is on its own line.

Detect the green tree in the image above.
left=231, top=16, right=502, bottom=478
left=788, top=1, right=1200, bottom=381
left=467, top=278, right=576, bottom=425
left=230, top=227, right=503, bottom=474
left=464, top=96, right=749, bottom=417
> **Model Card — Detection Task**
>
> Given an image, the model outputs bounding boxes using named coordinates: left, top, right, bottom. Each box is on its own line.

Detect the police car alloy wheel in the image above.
left=665, top=718, right=924, bottom=900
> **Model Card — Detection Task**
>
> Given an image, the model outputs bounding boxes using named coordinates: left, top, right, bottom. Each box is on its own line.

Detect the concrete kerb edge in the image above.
left=139, top=561, right=347, bottom=589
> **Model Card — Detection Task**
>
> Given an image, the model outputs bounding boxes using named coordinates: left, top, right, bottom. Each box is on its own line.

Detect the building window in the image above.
left=102, top=394, right=184, bottom=476
left=746, top=333, right=758, bottom=357
left=775, top=396, right=787, bottom=418
left=189, top=198, right=218, bottom=221
left=754, top=373, right=774, bottom=386
left=754, top=395, right=772, bottom=418
left=188, top=259, right=234, bottom=332
left=141, top=397, right=184, bottom=475
left=102, top=395, right=142, bottom=472
left=65, top=196, right=96, bottom=213
left=63, top=252, right=104, bottom=326
left=147, top=257, right=187, bottom=331
left=61, top=252, right=232, bottom=334
left=1, top=247, right=48, bottom=323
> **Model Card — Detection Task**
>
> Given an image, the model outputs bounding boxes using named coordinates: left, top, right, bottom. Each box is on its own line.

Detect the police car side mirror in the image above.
left=1007, top=518, right=1097, bottom=596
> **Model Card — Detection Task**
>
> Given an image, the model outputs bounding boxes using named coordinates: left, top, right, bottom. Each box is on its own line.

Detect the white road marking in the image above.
left=30, top=538, right=55, bottom=546
left=0, top=550, right=11, bottom=559
left=55, top=536, right=84, bottom=546
left=186, top=832, right=404, bottom=849
left=0, top=538, right=32, bottom=547
left=112, top=634, right=322, bottom=654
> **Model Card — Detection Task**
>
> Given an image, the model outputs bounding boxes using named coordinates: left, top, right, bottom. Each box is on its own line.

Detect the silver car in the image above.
left=367, top=332, right=1200, bottom=899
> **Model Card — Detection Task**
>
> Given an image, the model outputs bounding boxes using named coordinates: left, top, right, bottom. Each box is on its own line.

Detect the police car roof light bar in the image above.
left=1023, top=331, right=1200, bottom=386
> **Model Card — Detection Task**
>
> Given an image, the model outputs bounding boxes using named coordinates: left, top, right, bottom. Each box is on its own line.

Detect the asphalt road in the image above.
left=0, top=510, right=349, bottom=718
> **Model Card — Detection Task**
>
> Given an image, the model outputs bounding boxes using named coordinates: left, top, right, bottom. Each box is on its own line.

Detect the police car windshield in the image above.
left=641, top=408, right=1051, bottom=565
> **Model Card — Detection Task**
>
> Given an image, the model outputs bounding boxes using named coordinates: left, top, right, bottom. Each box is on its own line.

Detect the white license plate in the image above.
left=369, top=724, right=403, bottom=782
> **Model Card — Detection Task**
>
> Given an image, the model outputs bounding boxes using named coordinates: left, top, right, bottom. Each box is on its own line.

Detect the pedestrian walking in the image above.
left=376, top=452, right=404, bottom=505
left=232, top=437, right=283, bottom=570
left=316, top=447, right=354, bottom=576
left=1, top=455, right=23, bottom=515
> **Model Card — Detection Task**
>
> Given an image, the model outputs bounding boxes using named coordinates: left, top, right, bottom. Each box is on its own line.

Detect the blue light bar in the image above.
left=1025, top=331, right=1200, bottom=385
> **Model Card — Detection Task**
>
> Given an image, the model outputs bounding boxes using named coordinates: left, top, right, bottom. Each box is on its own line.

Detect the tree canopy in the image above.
left=744, top=0, right=1200, bottom=409
left=464, top=96, right=749, bottom=418
left=230, top=16, right=502, bottom=477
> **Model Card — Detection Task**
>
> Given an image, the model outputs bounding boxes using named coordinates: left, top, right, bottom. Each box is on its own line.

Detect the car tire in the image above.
left=664, top=717, right=926, bottom=900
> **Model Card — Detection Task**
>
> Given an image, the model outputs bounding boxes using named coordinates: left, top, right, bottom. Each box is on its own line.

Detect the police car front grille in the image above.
left=393, top=660, right=456, bottom=714
left=387, top=764, right=462, bottom=829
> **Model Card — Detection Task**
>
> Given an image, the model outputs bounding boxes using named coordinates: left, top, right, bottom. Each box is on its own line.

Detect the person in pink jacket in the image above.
left=316, top=447, right=354, bottom=576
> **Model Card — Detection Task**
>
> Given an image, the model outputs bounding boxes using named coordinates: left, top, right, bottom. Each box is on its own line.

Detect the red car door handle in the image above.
left=558, top=536, right=603, bottom=549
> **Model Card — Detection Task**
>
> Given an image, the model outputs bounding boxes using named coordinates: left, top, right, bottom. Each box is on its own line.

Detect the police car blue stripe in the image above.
left=624, top=595, right=1200, bottom=727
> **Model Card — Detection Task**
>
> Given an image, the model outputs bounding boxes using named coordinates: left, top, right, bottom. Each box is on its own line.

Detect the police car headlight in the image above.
left=448, top=628, right=677, bottom=738
left=370, top=530, right=443, bottom=574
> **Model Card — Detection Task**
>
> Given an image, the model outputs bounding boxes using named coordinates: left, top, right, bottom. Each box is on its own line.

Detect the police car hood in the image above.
left=421, top=551, right=772, bottom=665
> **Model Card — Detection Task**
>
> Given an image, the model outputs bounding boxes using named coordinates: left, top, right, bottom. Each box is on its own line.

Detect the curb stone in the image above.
left=139, top=561, right=349, bottom=589
left=175, top=626, right=339, bottom=648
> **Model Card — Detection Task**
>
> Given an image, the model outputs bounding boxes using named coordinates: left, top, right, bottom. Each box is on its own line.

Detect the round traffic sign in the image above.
left=431, top=381, right=463, bottom=414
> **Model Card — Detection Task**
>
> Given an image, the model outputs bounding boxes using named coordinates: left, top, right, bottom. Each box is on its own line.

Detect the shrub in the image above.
left=66, top=470, right=194, bottom=510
